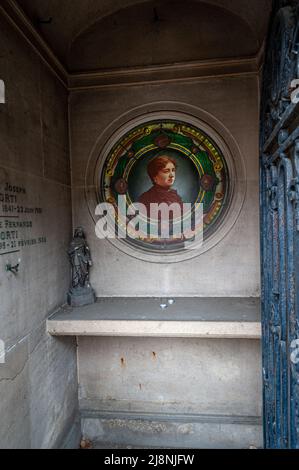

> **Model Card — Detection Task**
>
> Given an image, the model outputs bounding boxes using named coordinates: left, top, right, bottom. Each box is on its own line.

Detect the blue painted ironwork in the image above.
left=260, top=0, right=299, bottom=448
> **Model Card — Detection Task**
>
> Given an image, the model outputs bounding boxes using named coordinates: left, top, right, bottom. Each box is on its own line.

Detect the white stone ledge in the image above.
left=47, top=297, right=261, bottom=339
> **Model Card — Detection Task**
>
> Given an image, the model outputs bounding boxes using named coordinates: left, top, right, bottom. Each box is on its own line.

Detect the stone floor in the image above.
left=80, top=439, right=164, bottom=449
left=80, top=439, right=258, bottom=450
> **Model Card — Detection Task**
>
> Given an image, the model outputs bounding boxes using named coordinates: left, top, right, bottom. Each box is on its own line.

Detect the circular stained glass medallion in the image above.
left=98, top=119, right=229, bottom=254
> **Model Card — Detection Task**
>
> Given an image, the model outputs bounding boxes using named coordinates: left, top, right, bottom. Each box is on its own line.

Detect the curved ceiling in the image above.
left=69, top=1, right=259, bottom=71
left=16, top=0, right=272, bottom=72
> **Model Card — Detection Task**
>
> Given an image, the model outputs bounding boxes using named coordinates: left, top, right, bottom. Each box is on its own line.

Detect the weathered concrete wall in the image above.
left=79, top=336, right=262, bottom=416
left=70, top=75, right=260, bottom=297
left=79, top=336, right=262, bottom=448
left=0, top=16, right=79, bottom=448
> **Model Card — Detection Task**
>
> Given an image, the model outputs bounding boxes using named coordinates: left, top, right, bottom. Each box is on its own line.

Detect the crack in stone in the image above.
left=0, top=355, right=29, bottom=383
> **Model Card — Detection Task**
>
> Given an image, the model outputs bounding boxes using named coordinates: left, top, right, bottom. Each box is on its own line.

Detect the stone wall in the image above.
left=0, top=16, right=79, bottom=449
left=70, top=75, right=260, bottom=297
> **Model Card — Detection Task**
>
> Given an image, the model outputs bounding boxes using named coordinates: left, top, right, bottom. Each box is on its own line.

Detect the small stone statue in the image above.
left=67, top=227, right=95, bottom=307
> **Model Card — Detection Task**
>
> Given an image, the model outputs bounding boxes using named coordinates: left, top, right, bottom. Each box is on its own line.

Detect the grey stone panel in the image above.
left=0, top=14, right=77, bottom=449
left=78, top=337, right=262, bottom=418
left=0, top=322, right=79, bottom=449
left=0, top=169, right=72, bottom=349
left=40, top=64, right=70, bottom=186
left=0, top=17, right=43, bottom=177
left=82, top=413, right=262, bottom=449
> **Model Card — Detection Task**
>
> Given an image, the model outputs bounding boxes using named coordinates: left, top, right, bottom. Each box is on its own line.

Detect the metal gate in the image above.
left=260, top=0, right=299, bottom=449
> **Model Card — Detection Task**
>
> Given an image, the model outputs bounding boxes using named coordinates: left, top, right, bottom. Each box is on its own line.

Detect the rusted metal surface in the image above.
left=260, top=0, right=299, bottom=448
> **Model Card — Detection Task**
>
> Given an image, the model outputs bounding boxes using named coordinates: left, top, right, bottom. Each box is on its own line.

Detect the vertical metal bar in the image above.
left=271, top=164, right=280, bottom=447
left=284, top=155, right=295, bottom=448
left=278, top=156, right=294, bottom=448
left=260, top=155, right=268, bottom=447
left=261, top=159, right=274, bottom=447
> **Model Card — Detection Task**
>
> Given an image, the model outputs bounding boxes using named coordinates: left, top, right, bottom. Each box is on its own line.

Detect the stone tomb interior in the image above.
left=0, top=0, right=272, bottom=449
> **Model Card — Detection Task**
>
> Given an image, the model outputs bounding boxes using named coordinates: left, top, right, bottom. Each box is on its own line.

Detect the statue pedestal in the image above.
left=67, top=286, right=96, bottom=307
